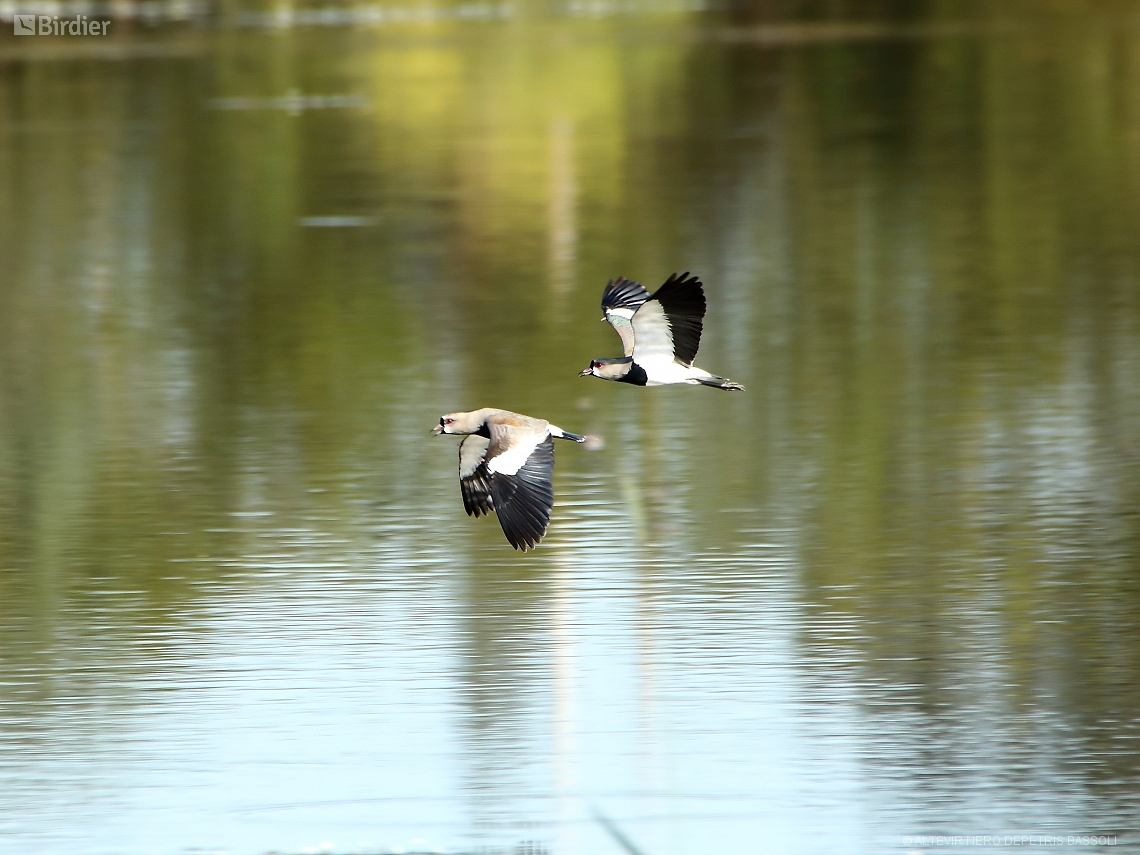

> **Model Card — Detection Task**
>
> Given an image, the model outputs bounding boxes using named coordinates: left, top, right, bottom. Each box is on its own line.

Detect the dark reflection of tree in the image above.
left=452, top=557, right=556, bottom=846
left=523, top=0, right=1140, bottom=835
left=661, top=9, right=1140, bottom=826
left=0, top=61, right=237, bottom=730
left=0, top=42, right=412, bottom=736
left=3, top=2, right=1140, bottom=845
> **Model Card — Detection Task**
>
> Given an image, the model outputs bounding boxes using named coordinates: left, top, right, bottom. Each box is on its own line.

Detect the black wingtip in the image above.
left=660, top=270, right=703, bottom=292
left=650, top=272, right=707, bottom=366
left=601, top=277, right=650, bottom=313
left=490, top=437, right=555, bottom=553
left=697, top=377, right=746, bottom=391
left=505, top=523, right=545, bottom=551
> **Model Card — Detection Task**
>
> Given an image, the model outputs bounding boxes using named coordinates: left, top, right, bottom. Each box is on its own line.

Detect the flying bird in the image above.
left=579, top=272, right=744, bottom=391
left=432, top=408, right=586, bottom=551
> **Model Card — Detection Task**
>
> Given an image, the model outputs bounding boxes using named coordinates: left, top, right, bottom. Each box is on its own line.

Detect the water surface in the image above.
left=2, top=5, right=1140, bottom=854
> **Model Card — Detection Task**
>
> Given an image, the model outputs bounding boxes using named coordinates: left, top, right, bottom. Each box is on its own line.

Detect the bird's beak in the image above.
left=579, top=367, right=593, bottom=377
left=600, top=316, right=605, bottom=322
left=431, top=424, right=444, bottom=435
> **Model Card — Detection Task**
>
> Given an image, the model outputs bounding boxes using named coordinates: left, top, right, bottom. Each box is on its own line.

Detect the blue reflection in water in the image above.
left=1, top=8, right=1140, bottom=855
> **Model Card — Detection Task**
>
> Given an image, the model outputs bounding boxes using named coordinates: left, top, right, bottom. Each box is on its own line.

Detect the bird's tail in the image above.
left=552, top=427, right=587, bottom=442
left=697, top=376, right=745, bottom=391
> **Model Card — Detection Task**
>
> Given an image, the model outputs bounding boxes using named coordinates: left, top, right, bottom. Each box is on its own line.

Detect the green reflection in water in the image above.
left=1, top=2, right=1140, bottom=850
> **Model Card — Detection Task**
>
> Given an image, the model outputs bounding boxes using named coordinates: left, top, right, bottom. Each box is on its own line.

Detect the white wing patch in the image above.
left=606, top=308, right=636, bottom=320
left=459, top=435, right=490, bottom=477
left=487, top=433, right=544, bottom=476
left=631, top=300, right=676, bottom=363
left=637, top=357, right=713, bottom=385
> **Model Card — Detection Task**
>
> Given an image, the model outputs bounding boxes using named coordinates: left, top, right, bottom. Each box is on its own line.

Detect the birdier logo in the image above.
left=13, top=14, right=110, bottom=35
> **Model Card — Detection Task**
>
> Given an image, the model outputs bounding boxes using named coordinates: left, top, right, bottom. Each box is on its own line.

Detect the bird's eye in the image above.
left=444, top=418, right=454, bottom=424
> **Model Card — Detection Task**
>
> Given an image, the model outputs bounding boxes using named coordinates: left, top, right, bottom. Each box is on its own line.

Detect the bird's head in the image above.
left=580, top=358, right=632, bottom=381
left=432, top=414, right=459, bottom=435
left=432, top=410, right=491, bottom=435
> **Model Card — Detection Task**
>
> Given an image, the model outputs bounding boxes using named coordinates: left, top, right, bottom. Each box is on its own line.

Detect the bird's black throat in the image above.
left=617, top=361, right=649, bottom=386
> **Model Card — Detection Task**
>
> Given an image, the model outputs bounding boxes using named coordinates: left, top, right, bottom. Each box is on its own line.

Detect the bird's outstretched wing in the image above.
left=458, top=435, right=494, bottom=517
left=601, top=277, right=651, bottom=357
left=485, top=430, right=555, bottom=552
left=631, top=271, right=706, bottom=368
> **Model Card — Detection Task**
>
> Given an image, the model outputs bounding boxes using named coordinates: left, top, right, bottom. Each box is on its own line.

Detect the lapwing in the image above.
left=432, top=408, right=586, bottom=551
left=579, top=272, right=745, bottom=390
